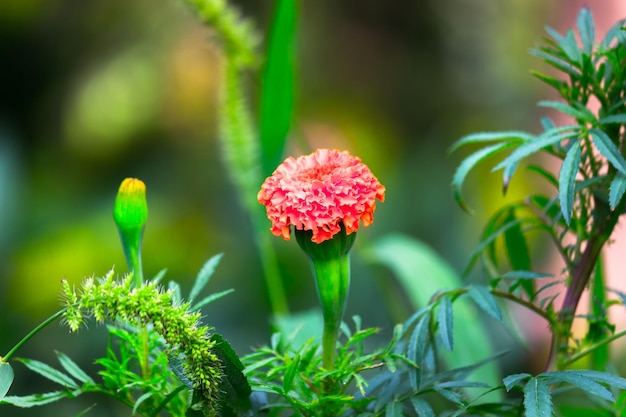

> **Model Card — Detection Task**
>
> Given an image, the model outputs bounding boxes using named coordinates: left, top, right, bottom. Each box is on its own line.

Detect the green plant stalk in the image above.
left=2, top=308, right=67, bottom=362
left=119, top=228, right=144, bottom=287
left=309, top=254, right=350, bottom=370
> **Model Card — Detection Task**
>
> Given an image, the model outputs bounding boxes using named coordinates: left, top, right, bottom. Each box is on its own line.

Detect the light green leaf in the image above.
left=438, top=296, right=454, bottom=351
left=559, top=138, right=582, bottom=224
left=530, top=49, right=580, bottom=76
left=55, top=351, right=94, bottom=385
left=259, top=0, right=297, bottom=175
left=467, top=285, right=502, bottom=321
left=0, top=361, right=14, bottom=400
left=190, top=288, right=235, bottom=312
left=1, top=391, right=75, bottom=407
left=448, top=130, right=533, bottom=152
left=362, top=234, right=501, bottom=400
left=18, top=358, right=79, bottom=389
left=189, top=253, right=223, bottom=304
left=574, top=370, right=626, bottom=390
left=523, top=377, right=553, bottom=417
left=576, top=6, right=595, bottom=55
left=590, top=128, right=626, bottom=175
left=503, top=373, right=531, bottom=391
left=538, top=100, right=594, bottom=122
left=542, top=370, right=614, bottom=402
left=501, top=271, right=553, bottom=280
left=609, top=173, right=626, bottom=210
left=133, top=392, right=154, bottom=415
left=452, top=142, right=516, bottom=212
left=598, top=114, right=626, bottom=125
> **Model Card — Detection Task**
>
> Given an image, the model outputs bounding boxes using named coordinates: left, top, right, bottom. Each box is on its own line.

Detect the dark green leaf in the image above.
left=538, top=100, right=595, bottom=122
left=527, top=165, right=559, bottom=188
left=493, top=127, right=581, bottom=176
left=609, top=173, right=626, bottom=209
left=452, top=142, right=516, bottom=212
left=18, top=358, right=79, bottom=389
left=189, top=253, right=223, bottom=304
left=541, top=370, right=614, bottom=402
left=385, top=400, right=403, bottom=417
left=559, top=137, right=582, bottom=224
left=503, top=373, right=531, bottom=391
left=598, top=114, right=626, bottom=125
left=55, top=351, right=94, bottom=385
left=0, top=361, right=14, bottom=400
left=210, top=334, right=252, bottom=414
left=282, top=355, right=300, bottom=392
left=502, top=209, right=533, bottom=296
left=467, top=285, right=502, bottom=321
left=408, top=311, right=431, bottom=390
left=502, top=271, right=553, bottom=280
left=437, top=296, right=454, bottom=351
left=259, top=0, right=297, bottom=175
left=576, top=6, right=595, bottom=55
left=449, top=131, right=533, bottom=152
left=590, top=128, right=626, bottom=175
left=410, top=397, right=435, bottom=417
left=531, top=71, right=567, bottom=92
left=523, top=377, right=553, bottom=417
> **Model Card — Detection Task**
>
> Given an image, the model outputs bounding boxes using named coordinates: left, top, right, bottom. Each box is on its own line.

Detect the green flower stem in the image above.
left=310, top=253, right=350, bottom=370
left=119, top=229, right=144, bottom=287
left=2, top=308, right=67, bottom=362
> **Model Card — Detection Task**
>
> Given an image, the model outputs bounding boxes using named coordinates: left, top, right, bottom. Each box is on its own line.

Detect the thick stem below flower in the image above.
left=309, top=254, right=350, bottom=370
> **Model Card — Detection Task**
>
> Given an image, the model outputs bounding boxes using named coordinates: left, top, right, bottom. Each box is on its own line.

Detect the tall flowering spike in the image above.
left=114, top=178, right=148, bottom=287
left=257, top=148, right=385, bottom=243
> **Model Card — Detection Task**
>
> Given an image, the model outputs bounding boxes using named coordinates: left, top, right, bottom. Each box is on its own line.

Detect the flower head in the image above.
left=258, top=149, right=385, bottom=243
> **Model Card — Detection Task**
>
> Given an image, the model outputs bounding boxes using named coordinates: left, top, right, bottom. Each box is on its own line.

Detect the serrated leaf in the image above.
left=407, top=311, right=431, bottom=390
left=559, top=138, right=582, bottom=224
left=189, top=253, right=223, bottom=304
left=590, top=128, right=626, bottom=175
left=55, top=351, right=94, bottom=385
left=609, top=173, right=626, bottom=209
left=18, top=358, right=79, bottom=389
left=573, top=369, right=626, bottom=390
left=410, top=397, right=435, bottom=417
left=190, top=289, right=235, bottom=312
left=259, top=0, right=296, bottom=175
left=449, top=131, right=533, bottom=152
left=492, top=127, right=580, bottom=176
left=503, top=373, right=531, bottom=391
left=452, top=142, right=516, bottom=212
left=385, top=400, right=403, bottom=417
left=598, top=114, right=626, bottom=125
left=0, top=361, right=14, bottom=400
left=1, top=391, right=74, bottom=407
left=524, top=377, right=553, bottom=417
left=577, top=6, right=595, bottom=55
left=437, top=296, right=454, bottom=351
left=467, top=285, right=502, bottom=321
left=538, top=101, right=595, bottom=122
left=541, top=370, right=614, bottom=402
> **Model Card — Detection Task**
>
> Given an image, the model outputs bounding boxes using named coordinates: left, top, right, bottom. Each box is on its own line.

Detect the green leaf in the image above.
left=541, top=370, right=614, bottom=402
left=132, top=392, right=154, bottom=415
left=259, top=0, right=297, bottom=175
left=538, top=100, right=595, bottom=122
left=503, top=372, right=531, bottom=391
left=529, top=47, right=580, bottom=76
left=502, top=209, right=533, bottom=296
left=168, top=280, right=182, bottom=305
left=210, top=333, right=252, bottom=414
left=609, top=173, right=626, bottom=210
left=437, top=296, right=454, bottom=351
left=531, top=71, right=567, bottom=93
left=18, top=358, right=79, bottom=389
left=410, top=397, right=435, bottom=417
left=574, top=370, right=626, bottom=390
left=545, top=27, right=582, bottom=65
left=0, top=361, right=14, bottom=400
left=576, top=6, right=595, bottom=55
left=597, top=114, right=626, bottom=125
left=501, top=271, right=553, bottom=280
left=282, top=354, right=300, bottom=392
left=55, top=351, right=94, bottom=385
left=449, top=130, right=533, bottom=152
left=189, top=253, right=223, bottom=304
left=190, top=288, right=235, bottom=312
left=493, top=127, right=580, bottom=176
left=590, top=128, right=626, bottom=175
left=523, top=377, right=553, bottom=417
left=452, top=142, right=517, bottom=212
left=363, top=234, right=501, bottom=400
left=467, top=285, right=502, bottom=321
left=1, top=391, right=75, bottom=407
left=559, top=138, right=582, bottom=224
left=385, top=400, right=403, bottom=417
left=407, top=311, right=431, bottom=390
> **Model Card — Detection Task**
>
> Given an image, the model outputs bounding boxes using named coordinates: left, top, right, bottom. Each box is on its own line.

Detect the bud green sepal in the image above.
left=113, top=178, right=148, bottom=287
left=295, top=223, right=355, bottom=370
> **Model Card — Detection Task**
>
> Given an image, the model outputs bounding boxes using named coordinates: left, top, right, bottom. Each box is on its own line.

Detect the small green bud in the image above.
left=114, top=178, right=148, bottom=286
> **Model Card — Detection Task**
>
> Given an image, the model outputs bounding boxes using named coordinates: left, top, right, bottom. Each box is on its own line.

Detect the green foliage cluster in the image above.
left=2, top=3, right=626, bottom=417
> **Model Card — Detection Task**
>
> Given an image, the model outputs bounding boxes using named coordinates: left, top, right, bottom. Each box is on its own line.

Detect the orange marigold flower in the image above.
left=257, top=149, right=385, bottom=243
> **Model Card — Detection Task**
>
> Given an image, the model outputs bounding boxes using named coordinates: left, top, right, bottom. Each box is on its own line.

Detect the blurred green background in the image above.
left=0, top=0, right=620, bottom=415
